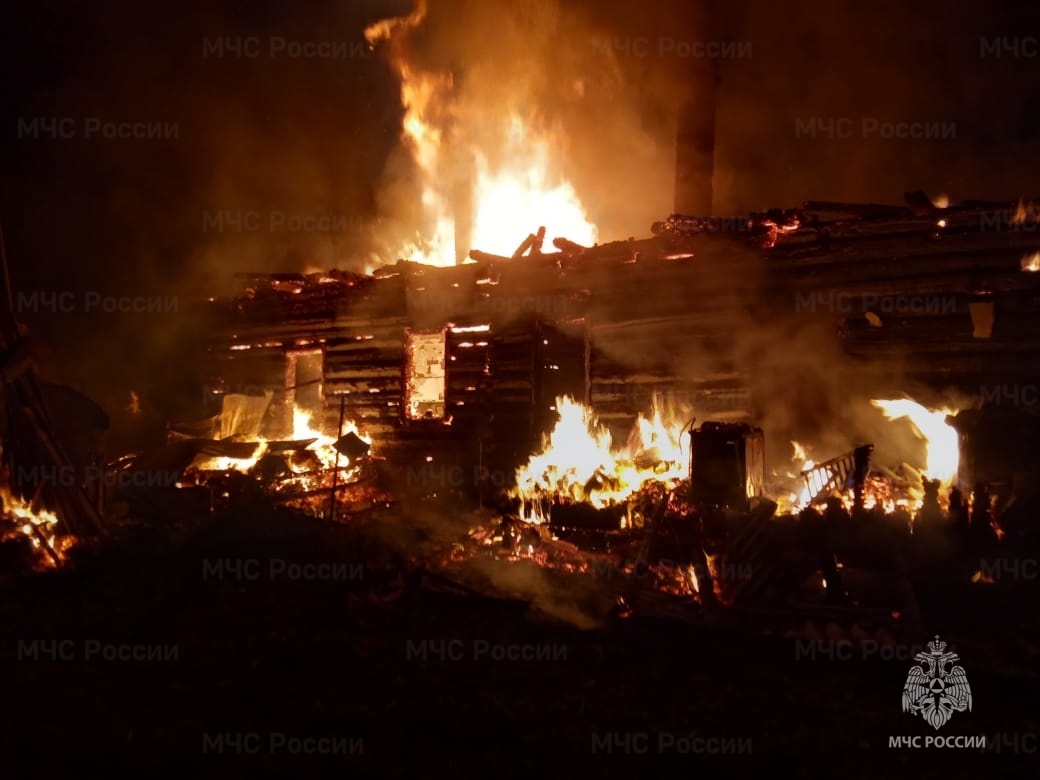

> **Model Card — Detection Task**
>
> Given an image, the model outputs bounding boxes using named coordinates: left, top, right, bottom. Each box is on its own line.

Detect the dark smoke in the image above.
left=2, top=0, right=407, bottom=416
left=2, top=0, right=1037, bottom=444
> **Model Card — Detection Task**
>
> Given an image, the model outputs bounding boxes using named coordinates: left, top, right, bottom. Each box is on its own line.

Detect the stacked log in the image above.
left=200, top=195, right=1040, bottom=489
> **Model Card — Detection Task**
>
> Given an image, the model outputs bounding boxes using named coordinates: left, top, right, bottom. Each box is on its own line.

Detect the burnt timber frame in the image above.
left=195, top=197, right=1040, bottom=497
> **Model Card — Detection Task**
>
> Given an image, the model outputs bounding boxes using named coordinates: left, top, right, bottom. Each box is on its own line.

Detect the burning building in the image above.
left=191, top=192, right=1040, bottom=520
left=175, top=0, right=1040, bottom=540
left=7, top=3, right=1040, bottom=774
left=6, top=0, right=1040, bottom=596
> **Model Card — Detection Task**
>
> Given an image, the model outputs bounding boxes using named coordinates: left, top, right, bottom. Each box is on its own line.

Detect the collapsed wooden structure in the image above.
left=196, top=195, right=1040, bottom=495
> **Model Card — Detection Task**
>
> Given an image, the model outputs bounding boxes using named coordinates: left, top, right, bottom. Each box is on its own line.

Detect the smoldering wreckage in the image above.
left=2, top=192, right=1039, bottom=646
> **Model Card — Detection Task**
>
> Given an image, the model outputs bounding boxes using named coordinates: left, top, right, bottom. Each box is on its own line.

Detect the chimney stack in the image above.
left=674, top=76, right=717, bottom=216
left=674, top=0, right=721, bottom=216
left=449, top=65, right=472, bottom=264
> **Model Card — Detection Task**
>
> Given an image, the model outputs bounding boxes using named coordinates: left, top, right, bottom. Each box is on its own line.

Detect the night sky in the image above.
left=2, top=0, right=1039, bottom=414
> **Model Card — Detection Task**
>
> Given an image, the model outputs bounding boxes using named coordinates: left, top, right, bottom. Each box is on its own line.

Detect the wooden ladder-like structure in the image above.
left=800, top=444, right=874, bottom=507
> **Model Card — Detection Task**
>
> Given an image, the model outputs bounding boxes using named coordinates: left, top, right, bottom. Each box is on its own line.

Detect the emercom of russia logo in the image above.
left=902, top=635, right=972, bottom=730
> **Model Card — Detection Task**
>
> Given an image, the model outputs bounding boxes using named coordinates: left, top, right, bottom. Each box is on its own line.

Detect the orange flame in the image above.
left=195, top=405, right=372, bottom=489
left=1011, top=198, right=1038, bottom=225
left=512, top=396, right=689, bottom=523
left=366, top=1, right=597, bottom=267
left=469, top=117, right=597, bottom=256
left=871, top=399, right=958, bottom=484
left=0, top=486, right=66, bottom=565
left=777, top=399, right=958, bottom=515
left=776, top=440, right=815, bottom=512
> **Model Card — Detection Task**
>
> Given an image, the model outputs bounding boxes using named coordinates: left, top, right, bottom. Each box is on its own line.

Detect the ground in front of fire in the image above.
left=2, top=0, right=1039, bottom=776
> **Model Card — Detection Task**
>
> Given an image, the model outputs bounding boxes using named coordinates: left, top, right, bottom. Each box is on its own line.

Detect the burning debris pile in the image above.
left=506, top=392, right=965, bottom=533
left=442, top=514, right=703, bottom=605
left=182, top=396, right=382, bottom=517
left=471, top=394, right=708, bottom=603
left=0, top=484, right=67, bottom=569
left=431, top=386, right=1023, bottom=613
left=511, top=395, right=693, bottom=525
left=776, top=399, right=960, bottom=519
left=0, top=387, right=387, bottom=573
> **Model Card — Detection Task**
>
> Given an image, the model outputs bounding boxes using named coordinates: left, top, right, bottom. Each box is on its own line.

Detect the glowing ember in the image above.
left=511, top=396, right=689, bottom=523
left=446, top=520, right=697, bottom=600
left=366, top=1, right=597, bottom=267
left=970, top=569, right=996, bottom=585
left=687, top=565, right=700, bottom=595
left=1012, top=198, right=1038, bottom=225
left=1021, top=252, right=1040, bottom=272
left=871, top=399, right=958, bottom=484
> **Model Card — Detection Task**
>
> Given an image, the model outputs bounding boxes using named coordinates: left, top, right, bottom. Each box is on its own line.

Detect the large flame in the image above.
left=512, top=396, right=689, bottom=523
left=777, top=399, right=959, bottom=515
left=871, top=399, right=958, bottom=484
left=366, top=1, right=597, bottom=267
left=468, top=119, right=597, bottom=255
left=366, top=1, right=456, bottom=265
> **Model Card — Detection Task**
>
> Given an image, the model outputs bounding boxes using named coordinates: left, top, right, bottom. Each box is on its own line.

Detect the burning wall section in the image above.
left=190, top=197, right=1039, bottom=529
left=12, top=196, right=1033, bottom=582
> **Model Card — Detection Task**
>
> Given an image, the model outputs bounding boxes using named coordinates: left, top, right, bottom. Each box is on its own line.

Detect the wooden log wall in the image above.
left=196, top=199, right=1040, bottom=489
